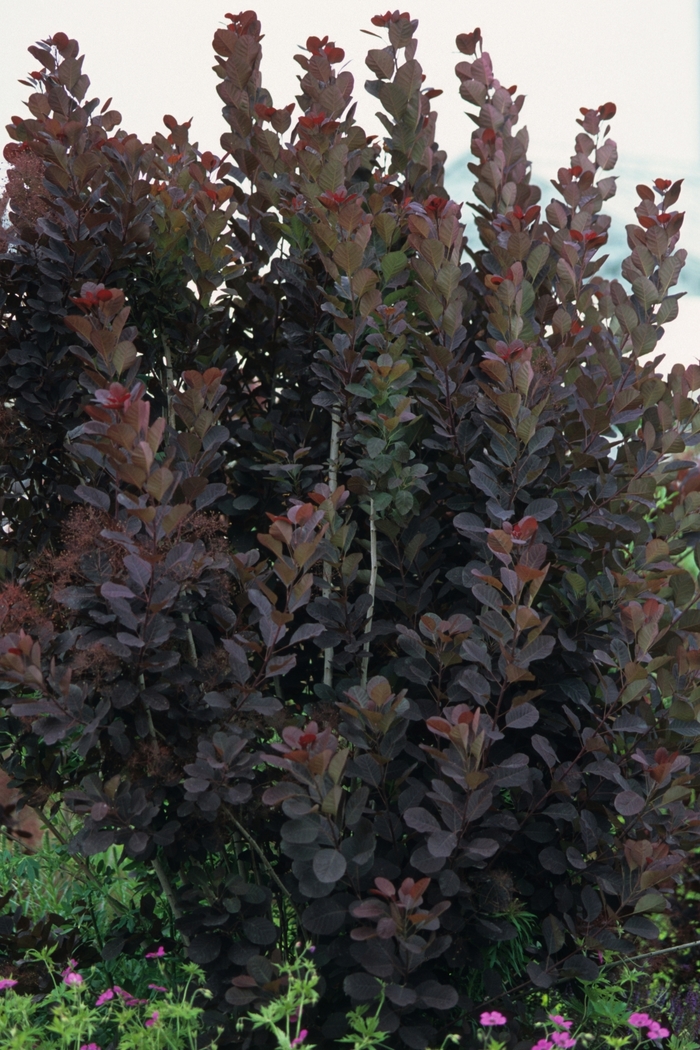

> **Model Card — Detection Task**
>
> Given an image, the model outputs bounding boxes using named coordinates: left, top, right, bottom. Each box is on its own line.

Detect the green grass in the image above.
left=1, top=826, right=144, bottom=936
left=1, top=835, right=142, bottom=928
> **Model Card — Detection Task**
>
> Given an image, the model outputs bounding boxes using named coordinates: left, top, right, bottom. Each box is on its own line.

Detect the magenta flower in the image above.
left=481, top=1011, right=507, bottom=1026
left=106, top=984, right=143, bottom=1006
left=551, top=1034, right=576, bottom=1048
left=145, top=946, right=166, bottom=959
left=531, top=1041, right=553, bottom=1050
left=62, top=959, right=83, bottom=985
left=80, top=1044, right=101, bottom=1050
left=95, top=988, right=115, bottom=1007
left=647, top=1022, right=670, bottom=1040
left=629, top=1014, right=652, bottom=1029
left=0, top=979, right=17, bottom=991
left=549, top=1016, right=573, bottom=1030
left=145, top=1011, right=160, bottom=1028
left=148, top=984, right=168, bottom=992
left=292, top=1030, right=308, bottom=1047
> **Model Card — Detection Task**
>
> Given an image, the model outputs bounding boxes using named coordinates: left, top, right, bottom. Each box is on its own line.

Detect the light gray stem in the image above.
left=360, top=496, right=377, bottom=689
left=162, top=335, right=176, bottom=431
left=138, top=676, right=158, bottom=743
left=327, top=408, right=341, bottom=493
left=610, top=936, right=700, bottom=968
left=322, top=408, right=341, bottom=687
left=182, top=612, right=198, bottom=666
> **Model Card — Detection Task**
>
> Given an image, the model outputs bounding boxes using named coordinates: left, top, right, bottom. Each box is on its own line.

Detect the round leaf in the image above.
left=614, top=790, right=645, bottom=816
left=312, top=848, right=347, bottom=883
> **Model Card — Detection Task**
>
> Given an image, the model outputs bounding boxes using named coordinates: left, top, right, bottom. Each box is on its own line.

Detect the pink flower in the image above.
left=481, top=1011, right=507, bottom=1026
left=95, top=988, right=115, bottom=1006
left=647, top=1023, right=670, bottom=1040
left=80, top=1044, right=101, bottom=1050
left=551, top=1034, right=576, bottom=1048
left=549, top=1016, right=572, bottom=1030
left=0, top=979, right=17, bottom=991
left=148, top=984, right=167, bottom=992
left=531, top=1041, right=553, bottom=1050
left=629, top=1014, right=653, bottom=1029
left=63, top=971, right=83, bottom=987
left=292, top=1031, right=308, bottom=1047
left=110, top=985, right=145, bottom=1006
left=145, top=1011, right=160, bottom=1028
left=145, top=946, right=166, bottom=959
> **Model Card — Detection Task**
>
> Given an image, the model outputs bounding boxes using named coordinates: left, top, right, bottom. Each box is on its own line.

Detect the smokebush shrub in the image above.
left=1, top=9, right=699, bottom=1048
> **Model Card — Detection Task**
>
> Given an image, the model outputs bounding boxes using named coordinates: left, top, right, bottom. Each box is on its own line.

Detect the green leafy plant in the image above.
left=244, top=946, right=321, bottom=1050
left=0, top=949, right=219, bottom=1049
left=1, top=831, right=143, bottom=925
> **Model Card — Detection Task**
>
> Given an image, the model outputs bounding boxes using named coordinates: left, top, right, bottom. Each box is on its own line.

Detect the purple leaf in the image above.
left=265, top=654, right=296, bottom=678
left=463, top=837, right=499, bottom=861
left=312, top=848, right=347, bottom=883
left=416, top=980, right=458, bottom=1011
left=531, top=734, right=558, bottom=766
left=539, top=847, right=567, bottom=874
left=289, top=622, right=326, bottom=645
left=404, top=807, right=440, bottom=833
left=196, top=483, right=227, bottom=509
left=427, top=830, right=457, bottom=857
left=101, top=582, right=136, bottom=600
left=75, top=484, right=110, bottom=512
left=614, top=790, right=645, bottom=816
left=505, top=702, right=539, bottom=729
left=122, top=554, right=152, bottom=591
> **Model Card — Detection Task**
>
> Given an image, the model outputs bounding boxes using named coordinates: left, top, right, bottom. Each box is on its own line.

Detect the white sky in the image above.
left=1, top=0, right=699, bottom=370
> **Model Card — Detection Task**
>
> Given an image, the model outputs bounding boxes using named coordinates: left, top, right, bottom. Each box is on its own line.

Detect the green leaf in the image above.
left=204, top=211, right=227, bottom=239
left=656, top=295, right=681, bottom=326
left=631, top=323, right=658, bottom=355
left=632, top=276, right=660, bottom=311
left=145, top=467, right=175, bottom=502
left=564, top=572, right=586, bottom=597
left=526, top=243, right=550, bottom=279
left=633, top=892, right=666, bottom=913
left=334, top=241, right=364, bottom=275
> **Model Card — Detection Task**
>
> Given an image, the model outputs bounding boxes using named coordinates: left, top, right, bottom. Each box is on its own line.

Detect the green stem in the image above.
left=152, top=855, right=190, bottom=947
left=229, top=813, right=299, bottom=916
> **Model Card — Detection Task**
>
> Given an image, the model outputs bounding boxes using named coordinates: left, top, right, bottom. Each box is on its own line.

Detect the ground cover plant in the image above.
left=0, top=949, right=220, bottom=1049
left=0, top=7, right=699, bottom=1048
